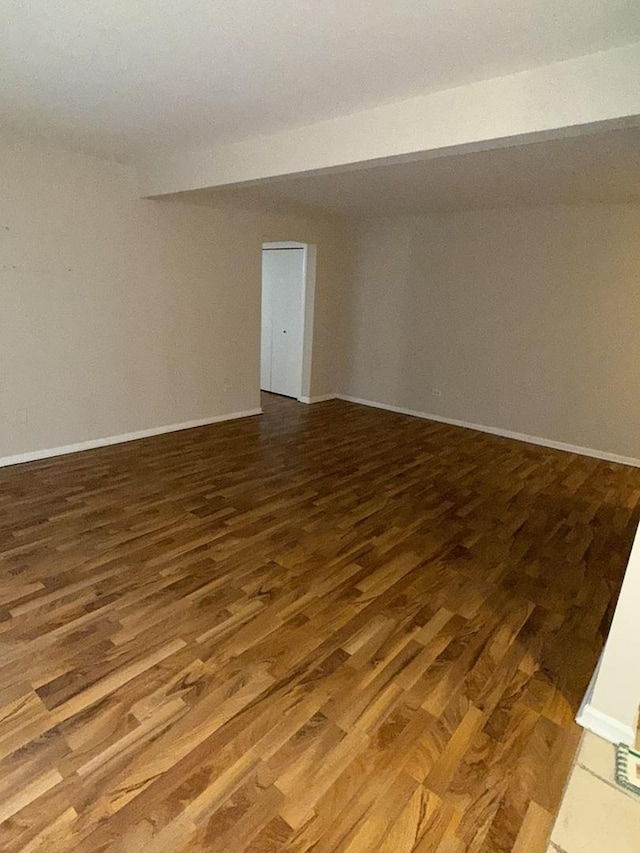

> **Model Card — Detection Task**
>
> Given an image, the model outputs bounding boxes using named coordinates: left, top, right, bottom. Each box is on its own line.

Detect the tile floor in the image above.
left=548, top=731, right=640, bottom=852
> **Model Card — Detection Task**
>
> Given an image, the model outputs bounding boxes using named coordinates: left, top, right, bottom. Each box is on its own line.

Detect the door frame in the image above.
left=261, top=241, right=317, bottom=403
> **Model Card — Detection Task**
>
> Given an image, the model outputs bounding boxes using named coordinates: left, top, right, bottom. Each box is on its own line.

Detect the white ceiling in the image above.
left=183, top=128, right=640, bottom=215
left=2, top=0, right=640, bottom=161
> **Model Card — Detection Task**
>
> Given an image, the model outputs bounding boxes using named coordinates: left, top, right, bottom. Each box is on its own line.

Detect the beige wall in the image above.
left=340, top=206, right=640, bottom=460
left=5, top=138, right=639, bottom=465
left=0, top=139, right=347, bottom=459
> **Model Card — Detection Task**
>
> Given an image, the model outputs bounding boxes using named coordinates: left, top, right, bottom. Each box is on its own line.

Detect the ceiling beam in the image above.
left=138, top=42, right=640, bottom=198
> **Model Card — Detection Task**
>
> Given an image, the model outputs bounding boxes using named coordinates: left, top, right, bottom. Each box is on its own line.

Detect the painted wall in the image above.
left=589, top=521, right=640, bottom=741
left=579, top=519, right=640, bottom=744
left=0, top=139, right=347, bottom=460
left=339, top=205, right=640, bottom=461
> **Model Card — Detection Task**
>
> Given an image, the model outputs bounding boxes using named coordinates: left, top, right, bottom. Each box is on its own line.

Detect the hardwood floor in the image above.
left=0, top=392, right=638, bottom=852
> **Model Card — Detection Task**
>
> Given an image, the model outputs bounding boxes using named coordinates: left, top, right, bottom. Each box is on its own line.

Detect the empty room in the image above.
left=1, top=2, right=640, bottom=851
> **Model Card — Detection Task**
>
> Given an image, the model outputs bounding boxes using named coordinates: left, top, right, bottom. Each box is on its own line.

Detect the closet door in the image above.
left=261, top=249, right=304, bottom=398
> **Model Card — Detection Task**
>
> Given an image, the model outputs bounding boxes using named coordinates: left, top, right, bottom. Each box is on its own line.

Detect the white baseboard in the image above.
left=576, top=652, right=636, bottom=745
left=298, top=394, right=337, bottom=404
left=0, top=408, right=263, bottom=469
left=576, top=703, right=635, bottom=746
left=335, top=395, right=640, bottom=469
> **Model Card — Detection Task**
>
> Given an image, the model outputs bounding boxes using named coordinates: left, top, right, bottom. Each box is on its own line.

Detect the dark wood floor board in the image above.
left=0, top=391, right=638, bottom=851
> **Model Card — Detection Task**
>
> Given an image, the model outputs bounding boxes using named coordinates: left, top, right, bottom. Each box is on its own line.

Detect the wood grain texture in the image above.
left=0, top=392, right=638, bottom=852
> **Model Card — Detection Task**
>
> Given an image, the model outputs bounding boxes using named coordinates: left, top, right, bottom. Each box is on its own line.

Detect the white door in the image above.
left=261, top=248, right=304, bottom=398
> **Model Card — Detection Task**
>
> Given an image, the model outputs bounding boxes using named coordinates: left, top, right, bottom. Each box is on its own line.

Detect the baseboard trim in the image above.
left=335, top=395, right=640, bottom=468
left=576, top=703, right=635, bottom=746
left=0, top=408, right=263, bottom=469
left=298, top=394, right=337, bottom=404
left=576, top=652, right=636, bottom=746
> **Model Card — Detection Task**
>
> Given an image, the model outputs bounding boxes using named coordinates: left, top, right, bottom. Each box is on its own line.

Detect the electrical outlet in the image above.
left=16, top=408, right=28, bottom=424
left=431, top=389, right=442, bottom=398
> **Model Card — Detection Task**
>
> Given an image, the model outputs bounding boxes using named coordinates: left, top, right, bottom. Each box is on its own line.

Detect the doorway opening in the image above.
left=260, top=241, right=316, bottom=402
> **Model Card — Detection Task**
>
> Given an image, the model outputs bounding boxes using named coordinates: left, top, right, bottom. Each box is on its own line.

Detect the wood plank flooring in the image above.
left=0, top=392, right=638, bottom=852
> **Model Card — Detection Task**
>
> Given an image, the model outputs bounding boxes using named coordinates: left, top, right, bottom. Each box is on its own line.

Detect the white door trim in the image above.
left=299, top=244, right=317, bottom=403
